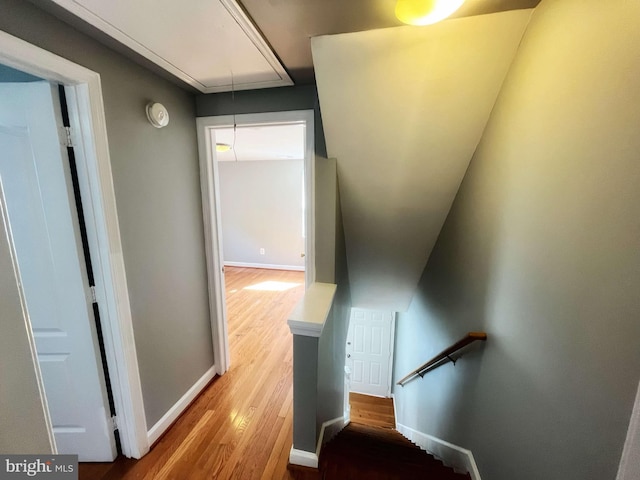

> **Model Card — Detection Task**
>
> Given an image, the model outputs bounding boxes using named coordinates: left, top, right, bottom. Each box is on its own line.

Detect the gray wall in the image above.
left=0, top=0, right=214, bottom=428
left=392, top=0, right=640, bottom=479
left=292, top=158, right=352, bottom=452
left=316, top=166, right=351, bottom=441
left=292, top=335, right=320, bottom=452
left=0, top=195, right=53, bottom=454
left=197, top=85, right=336, bottom=283
left=219, top=160, right=304, bottom=268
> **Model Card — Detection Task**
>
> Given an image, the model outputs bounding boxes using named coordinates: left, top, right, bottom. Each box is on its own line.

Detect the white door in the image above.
left=0, top=81, right=117, bottom=461
left=346, top=308, right=395, bottom=398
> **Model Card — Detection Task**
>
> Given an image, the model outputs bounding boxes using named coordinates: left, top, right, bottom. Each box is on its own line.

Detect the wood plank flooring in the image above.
left=349, top=392, right=395, bottom=429
left=80, top=267, right=311, bottom=480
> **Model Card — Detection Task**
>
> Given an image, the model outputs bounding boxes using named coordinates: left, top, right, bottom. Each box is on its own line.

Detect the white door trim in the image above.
left=386, top=313, right=396, bottom=397
left=0, top=30, right=149, bottom=458
left=196, top=110, right=316, bottom=375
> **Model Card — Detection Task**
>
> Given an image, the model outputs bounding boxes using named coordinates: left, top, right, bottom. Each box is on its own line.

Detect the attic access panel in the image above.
left=45, top=0, right=292, bottom=92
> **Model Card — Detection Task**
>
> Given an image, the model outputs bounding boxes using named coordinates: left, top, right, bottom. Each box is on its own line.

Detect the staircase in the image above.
left=287, top=393, right=471, bottom=480
left=318, top=423, right=471, bottom=480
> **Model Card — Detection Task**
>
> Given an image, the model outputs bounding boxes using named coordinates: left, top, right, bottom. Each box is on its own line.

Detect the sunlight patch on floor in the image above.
left=244, top=280, right=302, bottom=292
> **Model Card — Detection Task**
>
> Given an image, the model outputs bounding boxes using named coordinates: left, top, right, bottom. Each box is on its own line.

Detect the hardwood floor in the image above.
left=349, top=392, right=395, bottom=430
left=80, top=267, right=310, bottom=480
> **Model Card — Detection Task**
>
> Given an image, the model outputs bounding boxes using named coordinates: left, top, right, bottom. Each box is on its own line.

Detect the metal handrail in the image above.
left=397, top=332, right=487, bottom=386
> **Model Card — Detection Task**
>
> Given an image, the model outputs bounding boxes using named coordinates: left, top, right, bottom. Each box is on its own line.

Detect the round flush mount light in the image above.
left=395, top=0, right=465, bottom=26
left=146, top=102, right=169, bottom=128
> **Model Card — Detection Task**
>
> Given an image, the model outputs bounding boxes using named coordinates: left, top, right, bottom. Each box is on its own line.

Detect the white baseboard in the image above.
left=396, top=423, right=481, bottom=480
left=289, top=415, right=346, bottom=469
left=147, top=365, right=216, bottom=445
left=391, top=393, right=398, bottom=430
left=224, top=261, right=305, bottom=271
left=289, top=447, right=318, bottom=468
left=318, top=416, right=346, bottom=452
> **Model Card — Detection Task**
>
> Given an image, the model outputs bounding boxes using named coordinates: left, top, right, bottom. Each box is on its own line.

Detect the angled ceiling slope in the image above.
left=313, top=10, right=533, bottom=312
left=44, top=0, right=292, bottom=93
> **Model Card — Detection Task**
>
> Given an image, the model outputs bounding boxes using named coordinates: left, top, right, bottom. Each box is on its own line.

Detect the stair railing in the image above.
left=397, top=332, right=487, bottom=387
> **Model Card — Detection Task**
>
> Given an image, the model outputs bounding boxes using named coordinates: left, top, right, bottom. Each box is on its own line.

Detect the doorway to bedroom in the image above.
left=216, top=120, right=307, bottom=366
left=197, top=110, right=314, bottom=375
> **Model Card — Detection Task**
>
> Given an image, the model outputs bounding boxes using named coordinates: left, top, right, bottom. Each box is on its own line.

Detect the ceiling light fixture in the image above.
left=216, top=143, right=232, bottom=152
left=395, top=0, right=465, bottom=26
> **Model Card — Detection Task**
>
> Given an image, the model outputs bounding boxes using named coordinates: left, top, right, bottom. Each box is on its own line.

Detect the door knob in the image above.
left=347, top=354, right=351, bottom=358
left=347, top=342, right=351, bottom=345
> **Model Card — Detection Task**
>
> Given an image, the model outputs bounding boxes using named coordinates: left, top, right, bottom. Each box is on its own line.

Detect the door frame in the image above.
left=0, top=31, right=149, bottom=458
left=196, top=110, right=315, bottom=375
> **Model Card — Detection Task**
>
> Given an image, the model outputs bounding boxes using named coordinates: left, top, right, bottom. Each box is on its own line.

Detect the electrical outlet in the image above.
left=260, top=248, right=265, bottom=255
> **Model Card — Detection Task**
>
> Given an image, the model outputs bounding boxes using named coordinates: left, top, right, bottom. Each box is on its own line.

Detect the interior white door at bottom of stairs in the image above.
left=346, top=309, right=395, bottom=398
left=0, top=81, right=117, bottom=461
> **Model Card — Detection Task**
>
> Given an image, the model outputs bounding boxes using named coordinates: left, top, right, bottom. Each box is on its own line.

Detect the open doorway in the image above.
left=344, top=308, right=396, bottom=428
left=196, top=110, right=315, bottom=374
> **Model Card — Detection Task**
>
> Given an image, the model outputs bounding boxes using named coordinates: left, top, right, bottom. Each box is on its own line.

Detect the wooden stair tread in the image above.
left=319, top=423, right=470, bottom=479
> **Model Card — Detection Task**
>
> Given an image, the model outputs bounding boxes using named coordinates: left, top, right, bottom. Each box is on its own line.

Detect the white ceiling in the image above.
left=313, top=10, right=533, bottom=311
left=212, top=123, right=305, bottom=162
left=45, top=0, right=292, bottom=92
